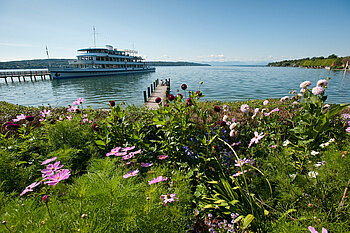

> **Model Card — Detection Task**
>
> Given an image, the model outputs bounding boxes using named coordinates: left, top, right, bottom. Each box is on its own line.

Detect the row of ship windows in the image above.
left=79, top=57, right=142, bottom=62
left=74, top=64, right=146, bottom=69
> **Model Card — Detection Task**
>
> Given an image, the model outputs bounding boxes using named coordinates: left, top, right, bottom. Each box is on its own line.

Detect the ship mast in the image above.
left=93, top=26, right=96, bottom=47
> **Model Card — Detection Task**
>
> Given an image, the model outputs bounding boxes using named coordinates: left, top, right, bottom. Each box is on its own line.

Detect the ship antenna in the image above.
left=93, top=26, right=96, bottom=47
left=46, top=45, right=51, bottom=68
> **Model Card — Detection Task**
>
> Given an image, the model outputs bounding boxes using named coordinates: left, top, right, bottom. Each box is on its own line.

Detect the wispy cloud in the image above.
left=0, top=42, right=35, bottom=48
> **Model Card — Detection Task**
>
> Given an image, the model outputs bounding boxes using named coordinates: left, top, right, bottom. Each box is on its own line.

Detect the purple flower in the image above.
left=234, top=158, right=252, bottom=167
left=240, top=104, right=249, bottom=113
left=20, top=181, right=41, bottom=196
left=159, top=154, right=168, bottom=160
left=248, top=132, right=265, bottom=148
left=214, top=106, right=221, bottom=112
left=346, top=127, right=350, bottom=133
left=141, top=162, right=153, bottom=167
left=148, top=176, right=168, bottom=185
left=41, top=161, right=64, bottom=178
left=106, top=146, right=122, bottom=156
left=232, top=170, right=247, bottom=177
left=13, top=114, right=26, bottom=122
left=181, top=84, right=187, bottom=90
left=123, top=169, right=139, bottom=178
left=168, top=94, right=175, bottom=101
left=160, top=193, right=178, bottom=206
left=155, top=97, right=161, bottom=103
left=41, top=157, right=57, bottom=165
left=312, top=86, right=324, bottom=95
left=44, top=169, right=71, bottom=186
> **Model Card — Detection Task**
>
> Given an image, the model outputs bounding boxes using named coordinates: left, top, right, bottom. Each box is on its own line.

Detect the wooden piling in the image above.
left=4, top=77, right=8, bottom=84
left=147, top=87, right=150, bottom=97
left=143, top=91, right=147, bottom=102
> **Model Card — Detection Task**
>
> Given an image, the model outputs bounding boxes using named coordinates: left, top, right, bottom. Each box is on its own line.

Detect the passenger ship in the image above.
left=49, top=45, right=155, bottom=79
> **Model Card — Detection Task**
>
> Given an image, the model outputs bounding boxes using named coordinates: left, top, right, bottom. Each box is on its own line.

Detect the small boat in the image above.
left=49, top=45, right=155, bottom=79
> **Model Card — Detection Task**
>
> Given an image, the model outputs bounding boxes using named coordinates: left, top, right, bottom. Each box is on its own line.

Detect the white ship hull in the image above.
left=49, top=67, right=155, bottom=79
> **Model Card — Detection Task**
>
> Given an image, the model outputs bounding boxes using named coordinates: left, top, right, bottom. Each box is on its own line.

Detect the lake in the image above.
left=0, top=66, right=349, bottom=109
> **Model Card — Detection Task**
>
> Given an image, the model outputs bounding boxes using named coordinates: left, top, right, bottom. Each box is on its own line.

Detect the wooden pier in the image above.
left=0, top=70, right=52, bottom=84
left=144, top=78, right=170, bottom=110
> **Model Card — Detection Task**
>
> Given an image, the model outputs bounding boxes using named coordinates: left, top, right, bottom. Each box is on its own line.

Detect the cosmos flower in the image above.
left=159, top=154, right=168, bottom=160
left=141, top=162, right=153, bottom=167
left=308, top=226, right=328, bottom=233
left=12, top=114, right=26, bottom=122
left=41, top=157, right=57, bottom=165
left=232, top=170, right=247, bottom=177
left=160, top=193, right=178, bottom=206
left=41, top=161, right=64, bottom=177
left=148, top=176, right=168, bottom=185
left=234, top=158, right=253, bottom=167
left=122, top=169, right=139, bottom=178
left=20, top=181, right=41, bottom=196
left=240, top=104, right=249, bottom=113
left=311, top=151, right=319, bottom=156
left=248, top=132, right=265, bottom=148
left=44, top=169, right=71, bottom=186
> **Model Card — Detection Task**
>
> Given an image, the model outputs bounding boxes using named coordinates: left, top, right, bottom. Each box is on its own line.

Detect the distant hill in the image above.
left=0, top=59, right=210, bottom=69
left=267, top=54, right=350, bottom=70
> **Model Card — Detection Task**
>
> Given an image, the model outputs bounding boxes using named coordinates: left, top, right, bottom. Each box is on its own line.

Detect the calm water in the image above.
left=0, top=66, right=349, bottom=109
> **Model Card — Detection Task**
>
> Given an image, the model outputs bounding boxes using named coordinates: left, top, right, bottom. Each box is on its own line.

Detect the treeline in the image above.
left=267, top=54, right=350, bottom=69
left=0, top=59, right=210, bottom=69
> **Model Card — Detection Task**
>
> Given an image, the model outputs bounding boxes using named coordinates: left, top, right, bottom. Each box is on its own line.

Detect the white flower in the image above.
left=324, top=142, right=330, bottom=147
left=317, top=79, right=328, bottom=87
left=280, top=96, right=289, bottom=102
left=223, top=115, right=228, bottom=122
left=289, top=174, right=296, bottom=178
left=283, top=140, right=290, bottom=146
left=312, top=86, right=324, bottom=95
left=229, top=130, right=236, bottom=137
left=320, top=143, right=325, bottom=148
left=329, top=138, right=335, bottom=143
left=240, top=104, right=249, bottom=113
left=308, top=171, right=318, bottom=178
left=263, top=100, right=269, bottom=106
left=229, top=122, right=237, bottom=130
left=311, top=151, right=319, bottom=156
left=300, top=81, right=311, bottom=89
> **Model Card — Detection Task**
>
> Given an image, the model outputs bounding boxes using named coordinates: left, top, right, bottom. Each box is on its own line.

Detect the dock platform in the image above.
left=144, top=79, right=170, bottom=110
left=0, top=70, right=51, bottom=84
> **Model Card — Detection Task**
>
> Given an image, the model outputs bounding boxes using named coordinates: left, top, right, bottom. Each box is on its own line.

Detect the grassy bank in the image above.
left=1, top=78, right=350, bottom=232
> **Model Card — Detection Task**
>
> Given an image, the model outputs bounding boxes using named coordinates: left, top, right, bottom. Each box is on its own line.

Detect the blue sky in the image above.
left=0, top=0, right=349, bottom=63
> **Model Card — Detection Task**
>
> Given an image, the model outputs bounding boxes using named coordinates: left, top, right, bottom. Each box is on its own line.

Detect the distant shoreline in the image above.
left=0, top=59, right=210, bottom=69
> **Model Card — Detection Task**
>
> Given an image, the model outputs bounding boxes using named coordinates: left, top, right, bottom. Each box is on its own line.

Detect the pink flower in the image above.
left=300, top=81, right=311, bottom=88
left=240, top=104, right=249, bottom=113
left=232, top=170, right=247, bottom=177
left=346, top=127, right=350, bottom=133
left=122, top=146, right=136, bottom=152
left=141, top=162, right=153, bottom=167
left=300, top=88, right=307, bottom=93
left=271, top=145, right=277, bottom=148
left=280, top=96, right=289, bottom=102
left=312, top=86, right=324, bottom=95
left=317, top=79, right=328, bottom=87
left=66, top=116, right=72, bottom=121
left=74, top=98, right=85, bottom=105
left=13, top=114, right=26, bottom=122
left=159, top=154, right=168, bottom=160
left=41, top=157, right=57, bottom=165
left=20, top=181, right=41, bottom=196
left=44, top=169, right=71, bottom=186
left=308, top=226, right=328, bottom=233
left=123, top=169, right=139, bottom=178
left=83, top=118, right=89, bottom=123
left=68, top=105, right=78, bottom=112
left=160, top=193, right=178, bottom=206
left=248, top=132, right=265, bottom=148
left=41, top=161, right=64, bottom=177
left=40, top=109, right=51, bottom=118
left=148, top=176, right=168, bottom=185
left=223, top=105, right=229, bottom=112
left=263, top=100, right=269, bottom=106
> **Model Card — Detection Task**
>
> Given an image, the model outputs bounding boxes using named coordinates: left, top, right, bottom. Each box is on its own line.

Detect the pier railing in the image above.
left=144, top=78, right=170, bottom=109
left=0, top=70, right=52, bottom=84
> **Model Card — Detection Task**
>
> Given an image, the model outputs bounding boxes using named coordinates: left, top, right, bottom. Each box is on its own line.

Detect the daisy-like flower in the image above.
left=222, top=115, right=229, bottom=122
left=271, top=145, right=277, bottom=148
left=122, top=169, right=139, bottom=178
left=159, top=155, right=168, bottom=160
left=20, top=181, right=41, bottom=196
left=240, top=104, right=249, bottom=113
left=160, top=193, right=178, bottom=206
left=308, top=226, right=328, bottom=233
left=289, top=174, right=296, bottom=178
left=229, top=129, right=237, bottom=137
left=82, top=118, right=89, bottom=123
left=283, top=140, right=290, bottom=146
left=44, top=169, right=71, bottom=186
left=234, top=158, right=252, bottom=167
left=328, top=138, right=335, bottom=143
left=229, top=122, right=237, bottom=130
left=300, top=88, right=307, bottom=93
left=148, top=176, right=168, bottom=185
left=232, top=170, right=247, bottom=177
left=223, top=105, right=229, bottom=112
left=141, top=162, right=153, bottom=167
left=263, top=100, right=269, bottom=106
left=248, top=132, right=265, bottom=148
left=312, top=86, right=324, bottom=95
left=13, top=114, right=27, bottom=122
left=311, top=151, right=319, bottom=156
left=308, top=171, right=318, bottom=178
left=106, top=146, right=122, bottom=156
left=317, top=79, right=328, bottom=87
left=68, top=105, right=78, bottom=112
left=122, top=146, right=136, bottom=152
left=41, top=157, right=57, bottom=165
left=41, top=161, right=64, bottom=177
left=280, top=96, right=289, bottom=103
left=300, top=81, right=311, bottom=89
left=66, top=116, right=72, bottom=121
